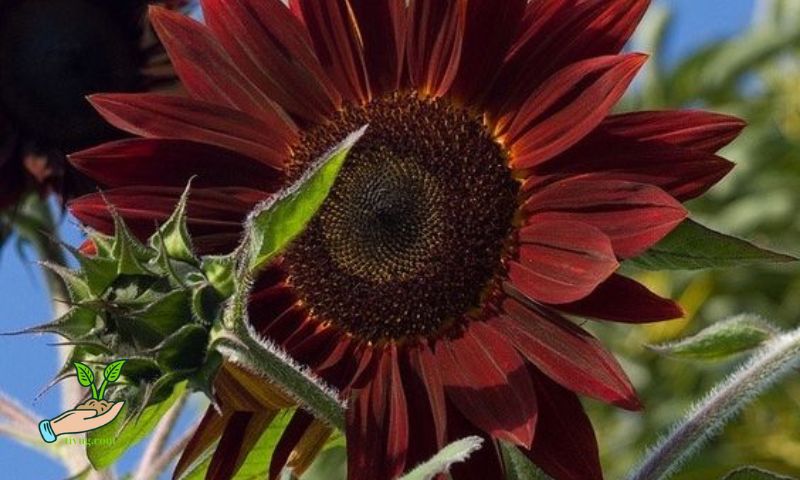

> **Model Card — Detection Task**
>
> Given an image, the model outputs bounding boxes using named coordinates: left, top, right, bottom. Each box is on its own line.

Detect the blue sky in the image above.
left=0, top=1, right=756, bottom=478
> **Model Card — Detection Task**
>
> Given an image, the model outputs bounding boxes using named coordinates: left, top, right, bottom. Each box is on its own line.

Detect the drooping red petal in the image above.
left=526, top=128, right=735, bottom=201
left=499, top=54, right=647, bottom=169
left=269, top=410, right=314, bottom=480
left=69, top=186, right=266, bottom=253
left=88, top=94, right=295, bottom=169
left=406, top=0, right=468, bottom=97
left=435, top=321, right=537, bottom=447
left=448, top=0, right=526, bottom=104
left=488, top=0, right=649, bottom=119
left=346, top=348, right=409, bottom=480
left=174, top=407, right=229, bottom=479
left=522, top=367, right=603, bottom=480
left=207, top=411, right=274, bottom=480
left=523, top=177, right=687, bottom=258
left=400, top=349, right=448, bottom=468
left=350, top=0, right=407, bottom=94
left=201, top=0, right=341, bottom=125
left=149, top=6, right=294, bottom=128
left=408, top=344, right=448, bottom=448
left=493, top=294, right=640, bottom=410
left=296, top=0, right=371, bottom=104
left=557, top=273, right=684, bottom=323
left=507, top=221, right=618, bottom=305
left=386, top=346, right=410, bottom=479
left=446, top=407, right=506, bottom=480
left=69, top=139, right=282, bottom=190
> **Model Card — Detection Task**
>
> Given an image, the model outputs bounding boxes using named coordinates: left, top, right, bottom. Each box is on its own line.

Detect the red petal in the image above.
left=346, top=348, right=409, bottom=480
left=386, top=346, right=410, bottom=479
left=435, top=321, right=537, bottom=447
left=406, top=0, right=467, bottom=97
left=201, top=0, right=341, bottom=125
left=446, top=409, right=506, bottom=480
left=296, top=0, right=371, bottom=104
left=493, top=295, right=640, bottom=410
left=69, top=138, right=282, bottom=190
left=174, top=407, right=228, bottom=479
left=207, top=411, right=274, bottom=479
left=449, top=0, right=526, bottom=104
left=523, top=178, right=687, bottom=258
left=601, top=110, right=746, bottom=153
left=501, top=54, right=647, bottom=168
left=522, top=367, right=603, bottom=480
left=558, top=273, right=684, bottom=323
left=89, top=94, right=294, bottom=169
left=350, top=0, right=407, bottom=94
left=488, top=0, right=649, bottom=120
left=508, top=221, right=618, bottom=305
left=528, top=129, right=735, bottom=202
left=269, top=410, right=314, bottom=480
left=409, top=344, right=448, bottom=447
left=149, top=6, right=294, bottom=128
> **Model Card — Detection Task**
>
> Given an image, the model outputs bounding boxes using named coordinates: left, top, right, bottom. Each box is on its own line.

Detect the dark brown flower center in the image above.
left=285, top=92, right=518, bottom=343
left=0, top=0, right=144, bottom=149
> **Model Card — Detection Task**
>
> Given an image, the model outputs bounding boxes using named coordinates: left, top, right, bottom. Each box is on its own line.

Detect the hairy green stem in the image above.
left=629, top=327, right=800, bottom=480
left=214, top=322, right=346, bottom=431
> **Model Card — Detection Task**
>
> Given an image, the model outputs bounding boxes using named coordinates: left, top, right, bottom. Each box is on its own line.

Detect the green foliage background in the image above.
left=589, top=1, right=800, bottom=478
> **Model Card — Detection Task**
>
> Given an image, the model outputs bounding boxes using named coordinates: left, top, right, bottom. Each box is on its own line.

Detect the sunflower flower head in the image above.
left=68, top=0, right=749, bottom=478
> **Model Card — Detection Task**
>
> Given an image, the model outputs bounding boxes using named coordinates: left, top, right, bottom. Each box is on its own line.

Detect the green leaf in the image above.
left=103, top=360, right=127, bottom=383
left=648, top=314, right=779, bottom=360
left=12, top=307, right=98, bottom=339
left=87, top=381, right=186, bottom=469
left=201, top=254, right=236, bottom=297
left=631, top=219, right=796, bottom=270
left=398, top=436, right=484, bottom=480
left=723, top=466, right=795, bottom=480
left=501, top=442, right=552, bottom=480
left=73, top=362, right=95, bottom=387
left=246, top=126, right=366, bottom=272
left=110, top=209, right=152, bottom=276
left=150, top=181, right=197, bottom=265
left=155, top=324, right=209, bottom=371
left=39, top=261, right=91, bottom=303
left=128, top=289, right=191, bottom=347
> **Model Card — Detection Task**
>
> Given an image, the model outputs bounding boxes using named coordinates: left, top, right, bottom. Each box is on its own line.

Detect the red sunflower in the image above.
left=68, top=0, right=745, bottom=479
left=0, top=0, right=187, bottom=209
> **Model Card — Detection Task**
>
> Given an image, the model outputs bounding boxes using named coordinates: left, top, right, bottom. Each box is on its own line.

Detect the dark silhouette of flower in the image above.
left=0, top=0, right=185, bottom=209
left=68, top=1, right=744, bottom=478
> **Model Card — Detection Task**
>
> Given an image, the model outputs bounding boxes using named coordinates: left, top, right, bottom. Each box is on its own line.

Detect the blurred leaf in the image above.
left=246, top=126, right=365, bottom=272
left=631, top=219, right=796, bottom=270
left=667, top=25, right=800, bottom=104
left=88, top=381, right=186, bottom=469
left=648, top=314, right=779, bottom=360
left=723, top=466, right=795, bottom=480
left=398, top=436, right=484, bottom=480
left=501, top=442, right=552, bottom=480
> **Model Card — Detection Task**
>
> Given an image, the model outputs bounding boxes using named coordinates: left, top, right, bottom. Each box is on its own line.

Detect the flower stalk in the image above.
left=629, top=326, right=800, bottom=480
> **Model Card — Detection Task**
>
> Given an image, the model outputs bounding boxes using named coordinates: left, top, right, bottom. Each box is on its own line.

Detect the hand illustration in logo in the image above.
left=38, top=360, right=127, bottom=443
